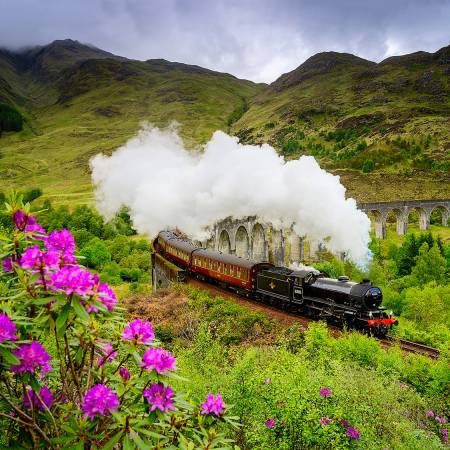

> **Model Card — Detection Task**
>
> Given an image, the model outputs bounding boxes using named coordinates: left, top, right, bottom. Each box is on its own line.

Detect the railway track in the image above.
left=186, top=276, right=441, bottom=359
left=383, top=336, right=440, bottom=359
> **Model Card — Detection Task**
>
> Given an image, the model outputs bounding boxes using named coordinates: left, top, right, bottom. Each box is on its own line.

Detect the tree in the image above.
left=411, top=242, right=447, bottom=286
left=79, top=238, right=111, bottom=270
left=403, top=283, right=450, bottom=329
left=362, top=159, right=375, bottom=173
left=395, top=233, right=419, bottom=276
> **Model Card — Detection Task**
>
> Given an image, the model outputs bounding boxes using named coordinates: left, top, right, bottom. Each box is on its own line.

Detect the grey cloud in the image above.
left=0, top=0, right=449, bottom=82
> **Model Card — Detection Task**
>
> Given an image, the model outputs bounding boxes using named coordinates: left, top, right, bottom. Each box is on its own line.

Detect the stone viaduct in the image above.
left=360, top=199, right=450, bottom=239
left=195, top=199, right=449, bottom=265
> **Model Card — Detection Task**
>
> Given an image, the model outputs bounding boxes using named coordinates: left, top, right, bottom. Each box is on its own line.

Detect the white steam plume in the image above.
left=90, top=123, right=372, bottom=263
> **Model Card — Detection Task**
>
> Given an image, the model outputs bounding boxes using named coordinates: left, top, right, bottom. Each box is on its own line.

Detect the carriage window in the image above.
left=237, top=267, right=241, bottom=278
left=224, top=264, right=228, bottom=275
left=230, top=265, right=234, bottom=276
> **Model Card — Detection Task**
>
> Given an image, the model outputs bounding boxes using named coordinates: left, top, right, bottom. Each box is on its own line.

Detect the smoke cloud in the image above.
left=90, top=124, right=371, bottom=263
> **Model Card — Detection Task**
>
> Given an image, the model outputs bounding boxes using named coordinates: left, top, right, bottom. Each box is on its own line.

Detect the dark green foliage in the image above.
left=119, top=267, right=145, bottom=282
left=0, top=103, right=23, bottom=135
left=281, top=139, right=301, bottom=155
left=100, top=262, right=122, bottom=285
left=410, top=242, right=447, bottom=285
left=78, top=238, right=111, bottom=270
left=362, top=159, right=375, bottom=173
left=21, top=187, right=43, bottom=203
left=394, top=232, right=444, bottom=276
left=227, top=98, right=248, bottom=126
left=264, top=122, right=275, bottom=129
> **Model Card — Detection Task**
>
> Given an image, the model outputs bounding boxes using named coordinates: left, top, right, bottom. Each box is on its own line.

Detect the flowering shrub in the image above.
left=0, top=197, right=238, bottom=448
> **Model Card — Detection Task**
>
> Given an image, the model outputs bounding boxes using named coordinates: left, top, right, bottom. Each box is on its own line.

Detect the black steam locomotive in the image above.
left=154, top=231, right=397, bottom=337
left=256, top=267, right=397, bottom=336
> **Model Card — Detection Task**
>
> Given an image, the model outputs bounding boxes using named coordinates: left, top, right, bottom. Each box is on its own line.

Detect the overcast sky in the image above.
left=1, top=0, right=449, bottom=83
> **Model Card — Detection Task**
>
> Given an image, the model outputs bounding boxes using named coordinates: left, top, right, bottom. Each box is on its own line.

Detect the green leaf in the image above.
left=122, top=435, right=134, bottom=450
left=0, top=347, right=20, bottom=365
left=131, top=431, right=153, bottom=450
left=56, top=302, right=72, bottom=332
left=31, top=297, right=55, bottom=305
left=135, top=428, right=168, bottom=441
left=72, top=298, right=91, bottom=324
left=102, top=431, right=123, bottom=450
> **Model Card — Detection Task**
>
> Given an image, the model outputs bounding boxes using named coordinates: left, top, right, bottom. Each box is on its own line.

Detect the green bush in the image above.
left=362, top=159, right=375, bottom=173
left=21, top=187, right=43, bottom=203
left=0, top=103, right=23, bottom=134
left=79, top=237, right=111, bottom=270
left=100, top=261, right=122, bottom=285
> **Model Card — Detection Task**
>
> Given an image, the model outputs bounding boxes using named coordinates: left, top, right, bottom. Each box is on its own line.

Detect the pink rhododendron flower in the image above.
left=45, top=229, right=76, bottom=264
left=340, top=419, right=350, bottom=427
left=143, top=383, right=175, bottom=413
left=265, top=418, right=276, bottom=428
left=10, top=341, right=52, bottom=374
left=49, top=265, right=96, bottom=297
left=0, top=314, right=18, bottom=343
left=25, top=222, right=47, bottom=237
left=320, top=388, right=332, bottom=397
left=442, top=428, right=448, bottom=443
left=2, top=257, right=14, bottom=272
left=427, top=410, right=435, bottom=417
left=346, top=427, right=360, bottom=440
left=81, top=384, right=119, bottom=420
left=122, top=319, right=155, bottom=344
left=200, top=393, right=225, bottom=417
left=119, top=367, right=130, bottom=381
left=141, top=348, right=176, bottom=374
left=320, top=417, right=332, bottom=425
left=23, top=386, right=54, bottom=411
left=96, top=283, right=117, bottom=312
left=20, top=245, right=59, bottom=272
left=96, top=340, right=117, bottom=366
left=13, top=210, right=33, bottom=231
left=436, top=416, right=447, bottom=424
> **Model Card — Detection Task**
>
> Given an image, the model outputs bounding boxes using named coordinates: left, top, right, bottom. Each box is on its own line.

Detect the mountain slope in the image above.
left=0, top=40, right=449, bottom=204
left=0, top=40, right=265, bottom=202
left=232, top=47, right=450, bottom=201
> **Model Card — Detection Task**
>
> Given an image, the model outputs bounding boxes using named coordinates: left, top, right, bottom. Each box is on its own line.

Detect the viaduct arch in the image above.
left=198, top=199, right=449, bottom=265
left=359, top=199, right=450, bottom=239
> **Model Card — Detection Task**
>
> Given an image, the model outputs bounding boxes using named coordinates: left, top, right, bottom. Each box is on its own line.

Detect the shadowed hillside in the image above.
left=0, top=40, right=449, bottom=203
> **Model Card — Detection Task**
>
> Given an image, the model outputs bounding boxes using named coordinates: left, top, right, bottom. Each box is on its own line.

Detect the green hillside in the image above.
left=0, top=40, right=264, bottom=204
left=232, top=48, right=450, bottom=201
left=0, top=40, right=449, bottom=204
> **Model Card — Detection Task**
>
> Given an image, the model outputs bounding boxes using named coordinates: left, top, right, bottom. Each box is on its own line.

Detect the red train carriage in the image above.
left=155, top=231, right=197, bottom=268
left=191, top=248, right=273, bottom=292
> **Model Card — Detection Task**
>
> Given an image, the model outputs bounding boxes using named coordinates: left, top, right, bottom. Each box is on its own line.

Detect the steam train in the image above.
left=153, top=231, right=398, bottom=337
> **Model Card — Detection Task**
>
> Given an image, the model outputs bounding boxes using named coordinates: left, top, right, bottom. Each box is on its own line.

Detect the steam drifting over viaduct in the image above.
left=197, top=199, right=449, bottom=266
